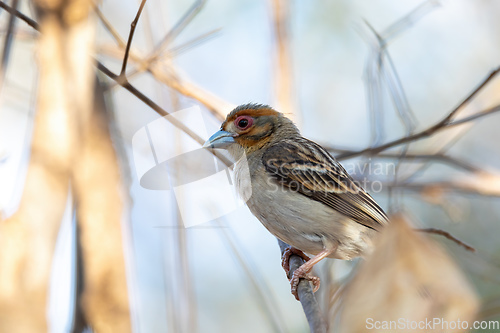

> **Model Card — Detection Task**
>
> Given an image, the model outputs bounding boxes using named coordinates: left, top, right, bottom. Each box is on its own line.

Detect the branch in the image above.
left=147, top=62, right=234, bottom=121
left=0, top=3, right=234, bottom=170
left=270, top=0, right=298, bottom=124
left=96, top=62, right=234, bottom=168
left=0, top=1, right=39, bottom=30
left=0, top=0, right=134, bottom=330
left=94, top=5, right=125, bottom=47
left=417, top=228, right=475, bottom=252
left=371, top=152, right=478, bottom=172
left=120, top=0, right=147, bottom=77
left=335, top=68, right=500, bottom=160
left=73, top=79, right=132, bottom=332
left=0, top=0, right=19, bottom=89
left=95, top=3, right=231, bottom=120
left=269, top=4, right=324, bottom=330
left=390, top=173, right=500, bottom=197
left=218, top=223, right=287, bottom=332
left=147, top=0, right=206, bottom=62
left=325, top=147, right=480, bottom=172
left=278, top=240, right=327, bottom=333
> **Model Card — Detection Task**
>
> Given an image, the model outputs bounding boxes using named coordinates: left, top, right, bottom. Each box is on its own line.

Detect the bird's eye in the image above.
left=239, top=119, right=248, bottom=127
left=234, top=116, right=253, bottom=130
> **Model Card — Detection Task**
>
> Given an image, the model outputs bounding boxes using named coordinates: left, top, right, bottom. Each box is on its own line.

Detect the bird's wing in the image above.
left=262, top=139, right=388, bottom=230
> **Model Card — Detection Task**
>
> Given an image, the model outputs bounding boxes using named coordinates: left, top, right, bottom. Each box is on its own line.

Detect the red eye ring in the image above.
left=234, top=116, right=253, bottom=130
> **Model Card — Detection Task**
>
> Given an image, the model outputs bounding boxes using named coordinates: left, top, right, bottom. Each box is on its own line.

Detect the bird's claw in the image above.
left=290, top=267, right=321, bottom=301
left=281, top=247, right=311, bottom=277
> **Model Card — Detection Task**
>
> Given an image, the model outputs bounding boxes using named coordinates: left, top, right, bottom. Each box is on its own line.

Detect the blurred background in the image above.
left=0, top=0, right=500, bottom=332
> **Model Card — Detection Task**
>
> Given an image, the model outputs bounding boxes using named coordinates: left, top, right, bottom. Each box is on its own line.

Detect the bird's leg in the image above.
left=281, top=247, right=311, bottom=276
left=290, top=247, right=335, bottom=301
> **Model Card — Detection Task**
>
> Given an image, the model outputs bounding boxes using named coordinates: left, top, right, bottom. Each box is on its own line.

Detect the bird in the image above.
left=203, top=103, right=389, bottom=300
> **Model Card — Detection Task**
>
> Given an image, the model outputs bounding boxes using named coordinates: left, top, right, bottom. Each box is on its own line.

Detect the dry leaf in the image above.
left=334, top=214, right=479, bottom=333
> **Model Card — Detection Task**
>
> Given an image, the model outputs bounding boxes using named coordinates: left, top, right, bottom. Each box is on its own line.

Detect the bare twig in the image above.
left=0, top=0, right=19, bottom=89
left=93, top=1, right=232, bottom=120
left=219, top=222, right=287, bottom=333
left=73, top=79, right=132, bottom=332
left=147, top=0, right=206, bottom=62
left=335, top=66, right=500, bottom=161
left=278, top=240, right=327, bottom=333
left=417, top=228, right=475, bottom=252
left=325, top=103, right=500, bottom=163
left=270, top=0, right=298, bottom=123
left=382, top=0, right=441, bottom=43
left=94, top=5, right=125, bottom=47
left=0, top=1, right=232, bottom=131
left=390, top=175, right=500, bottom=197
left=120, top=0, right=147, bottom=77
left=0, top=0, right=132, bottom=330
left=0, top=1, right=39, bottom=30
left=447, top=104, right=500, bottom=127
left=168, top=28, right=222, bottom=57
left=96, top=62, right=233, bottom=167
left=354, top=152, right=479, bottom=172
left=325, top=81, right=500, bottom=161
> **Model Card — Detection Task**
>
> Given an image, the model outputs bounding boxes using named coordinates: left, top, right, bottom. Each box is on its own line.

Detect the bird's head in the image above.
left=204, top=103, right=298, bottom=157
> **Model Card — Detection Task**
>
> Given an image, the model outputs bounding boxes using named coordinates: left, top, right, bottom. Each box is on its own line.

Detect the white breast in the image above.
left=233, top=156, right=376, bottom=260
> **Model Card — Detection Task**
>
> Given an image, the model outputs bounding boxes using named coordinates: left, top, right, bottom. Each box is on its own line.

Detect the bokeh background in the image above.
left=1, top=0, right=500, bottom=332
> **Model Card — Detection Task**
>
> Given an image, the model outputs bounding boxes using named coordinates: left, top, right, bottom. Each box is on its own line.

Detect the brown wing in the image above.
left=262, top=139, right=388, bottom=230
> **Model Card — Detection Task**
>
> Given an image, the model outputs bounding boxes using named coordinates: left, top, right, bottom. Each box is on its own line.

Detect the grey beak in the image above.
left=203, top=130, right=237, bottom=149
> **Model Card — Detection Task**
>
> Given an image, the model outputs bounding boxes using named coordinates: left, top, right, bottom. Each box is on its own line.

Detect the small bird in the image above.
left=204, top=103, right=388, bottom=300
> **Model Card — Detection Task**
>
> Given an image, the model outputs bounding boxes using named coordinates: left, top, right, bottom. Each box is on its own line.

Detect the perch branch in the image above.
left=278, top=240, right=327, bottom=333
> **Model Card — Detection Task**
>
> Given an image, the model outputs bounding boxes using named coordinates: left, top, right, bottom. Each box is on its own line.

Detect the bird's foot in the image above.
left=290, top=265, right=320, bottom=301
left=281, top=247, right=311, bottom=277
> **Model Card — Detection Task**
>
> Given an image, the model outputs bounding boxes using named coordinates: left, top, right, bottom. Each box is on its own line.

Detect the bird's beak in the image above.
left=203, top=130, right=237, bottom=149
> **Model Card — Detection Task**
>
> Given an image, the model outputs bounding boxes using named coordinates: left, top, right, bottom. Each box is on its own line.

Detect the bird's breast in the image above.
left=233, top=159, right=375, bottom=259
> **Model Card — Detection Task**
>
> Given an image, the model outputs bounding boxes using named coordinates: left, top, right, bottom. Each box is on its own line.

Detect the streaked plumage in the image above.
left=204, top=103, right=389, bottom=298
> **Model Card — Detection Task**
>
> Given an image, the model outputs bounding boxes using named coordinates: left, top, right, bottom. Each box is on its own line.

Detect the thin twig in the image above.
left=382, top=0, right=441, bottom=43
left=270, top=0, right=298, bottom=123
left=417, top=228, right=475, bottom=252
left=0, top=1, right=38, bottom=30
left=390, top=179, right=500, bottom=197
left=335, top=66, right=500, bottom=160
left=102, top=28, right=223, bottom=91
left=219, top=222, right=287, bottom=333
left=0, top=0, right=19, bottom=88
left=120, top=0, right=147, bottom=77
left=96, top=62, right=233, bottom=168
left=168, top=28, right=222, bottom=57
left=278, top=240, right=327, bottom=333
left=2, top=2, right=498, bottom=188
left=0, top=1, right=231, bottom=167
left=95, top=5, right=125, bottom=47
left=366, top=152, right=479, bottom=172
left=147, top=0, right=206, bottom=62
left=447, top=104, right=500, bottom=127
